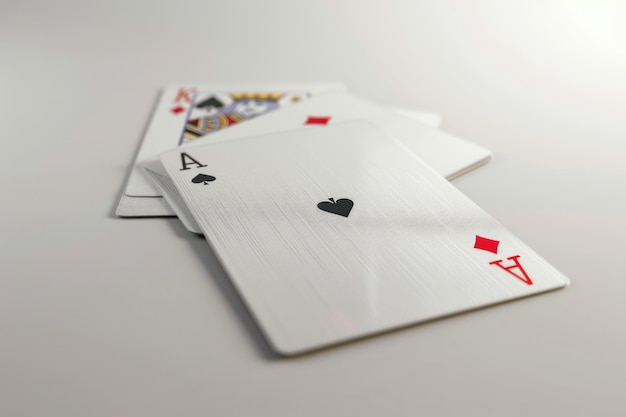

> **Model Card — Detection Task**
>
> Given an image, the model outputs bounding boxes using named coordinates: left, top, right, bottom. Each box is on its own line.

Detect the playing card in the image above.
left=157, top=121, right=568, bottom=355
left=115, top=83, right=346, bottom=217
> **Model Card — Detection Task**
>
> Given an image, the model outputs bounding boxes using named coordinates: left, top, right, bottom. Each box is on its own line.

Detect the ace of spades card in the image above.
left=154, top=121, right=568, bottom=355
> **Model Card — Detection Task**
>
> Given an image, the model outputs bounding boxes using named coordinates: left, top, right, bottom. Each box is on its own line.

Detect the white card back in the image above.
left=158, top=122, right=568, bottom=355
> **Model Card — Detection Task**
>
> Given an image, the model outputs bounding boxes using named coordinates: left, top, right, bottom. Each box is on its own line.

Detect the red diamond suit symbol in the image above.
left=474, top=235, right=500, bottom=254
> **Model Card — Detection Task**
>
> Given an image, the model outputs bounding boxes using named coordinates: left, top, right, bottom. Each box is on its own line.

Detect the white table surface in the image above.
left=2, top=1, right=626, bottom=416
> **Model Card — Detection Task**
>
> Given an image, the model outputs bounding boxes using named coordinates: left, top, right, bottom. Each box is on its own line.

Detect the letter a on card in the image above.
left=489, top=255, right=533, bottom=285
left=179, top=152, right=207, bottom=171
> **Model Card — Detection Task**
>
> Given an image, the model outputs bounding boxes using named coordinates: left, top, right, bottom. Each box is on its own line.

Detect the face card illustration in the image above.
left=180, top=91, right=310, bottom=144
left=157, top=121, right=568, bottom=356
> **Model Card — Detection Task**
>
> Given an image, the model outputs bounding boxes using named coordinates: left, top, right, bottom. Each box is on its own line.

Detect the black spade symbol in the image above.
left=317, top=197, right=353, bottom=217
left=192, top=173, right=216, bottom=185
left=195, top=96, right=224, bottom=109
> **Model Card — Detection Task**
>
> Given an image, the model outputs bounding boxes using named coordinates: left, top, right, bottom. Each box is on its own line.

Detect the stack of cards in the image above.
left=117, top=84, right=569, bottom=355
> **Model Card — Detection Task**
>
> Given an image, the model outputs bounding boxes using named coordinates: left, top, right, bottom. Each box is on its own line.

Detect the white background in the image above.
left=2, top=1, right=626, bottom=416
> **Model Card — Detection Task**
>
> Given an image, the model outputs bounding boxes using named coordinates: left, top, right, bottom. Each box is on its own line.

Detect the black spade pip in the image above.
left=192, top=173, right=216, bottom=185
left=317, top=198, right=354, bottom=217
